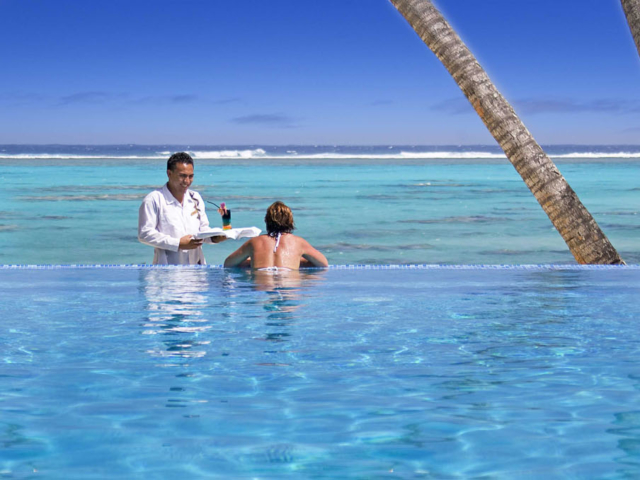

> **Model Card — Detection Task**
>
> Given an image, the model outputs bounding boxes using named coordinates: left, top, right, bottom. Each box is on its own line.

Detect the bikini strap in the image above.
left=273, top=232, right=282, bottom=253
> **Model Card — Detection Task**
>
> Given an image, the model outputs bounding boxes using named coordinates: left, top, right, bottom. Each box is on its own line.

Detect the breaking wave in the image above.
left=0, top=154, right=166, bottom=160
left=2, top=146, right=640, bottom=161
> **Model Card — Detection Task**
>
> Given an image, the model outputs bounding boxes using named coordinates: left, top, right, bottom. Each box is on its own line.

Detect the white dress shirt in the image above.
left=138, top=184, right=213, bottom=265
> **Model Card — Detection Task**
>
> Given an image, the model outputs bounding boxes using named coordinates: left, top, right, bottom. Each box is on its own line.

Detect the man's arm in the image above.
left=138, top=196, right=201, bottom=251
left=196, top=193, right=227, bottom=245
left=224, top=239, right=253, bottom=268
left=300, top=239, right=329, bottom=267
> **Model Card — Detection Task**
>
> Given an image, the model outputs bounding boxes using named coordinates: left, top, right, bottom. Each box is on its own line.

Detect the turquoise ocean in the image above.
left=0, top=144, right=638, bottom=265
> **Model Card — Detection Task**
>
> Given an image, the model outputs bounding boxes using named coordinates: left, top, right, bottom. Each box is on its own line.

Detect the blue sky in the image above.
left=0, top=0, right=638, bottom=145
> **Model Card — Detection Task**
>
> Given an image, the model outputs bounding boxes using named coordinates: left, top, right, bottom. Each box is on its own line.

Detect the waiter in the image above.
left=138, top=152, right=225, bottom=264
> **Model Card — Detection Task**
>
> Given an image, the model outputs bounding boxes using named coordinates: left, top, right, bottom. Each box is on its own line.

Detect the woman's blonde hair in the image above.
left=265, top=201, right=295, bottom=236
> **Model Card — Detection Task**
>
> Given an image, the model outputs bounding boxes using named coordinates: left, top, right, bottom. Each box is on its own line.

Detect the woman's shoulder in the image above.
left=289, top=234, right=309, bottom=244
left=250, top=234, right=272, bottom=246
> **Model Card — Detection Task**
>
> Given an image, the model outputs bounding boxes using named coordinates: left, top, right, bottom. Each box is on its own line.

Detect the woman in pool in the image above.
left=224, top=201, right=328, bottom=270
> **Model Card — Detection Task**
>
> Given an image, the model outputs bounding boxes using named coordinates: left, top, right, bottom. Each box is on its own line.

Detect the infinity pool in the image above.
left=1, top=266, right=639, bottom=478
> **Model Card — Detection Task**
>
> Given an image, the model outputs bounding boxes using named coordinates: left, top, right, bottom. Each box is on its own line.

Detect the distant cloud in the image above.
left=60, top=91, right=200, bottom=107
left=133, top=94, right=199, bottom=105
left=58, top=91, right=115, bottom=105
left=61, top=92, right=240, bottom=107
left=133, top=95, right=241, bottom=106
left=169, top=94, right=198, bottom=104
left=230, top=113, right=299, bottom=128
left=0, top=92, right=47, bottom=105
left=0, top=91, right=234, bottom=108
left=369, top=100, right=393, bottom=106
left=516, top=98, right=639, bottom=114
left=431, top=96, right=640, bottom=115
left=212, top=97, right=242, bottom=105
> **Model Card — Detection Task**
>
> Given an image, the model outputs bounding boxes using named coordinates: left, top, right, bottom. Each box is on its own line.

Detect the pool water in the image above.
left=1, top=266, right=640, bottom=478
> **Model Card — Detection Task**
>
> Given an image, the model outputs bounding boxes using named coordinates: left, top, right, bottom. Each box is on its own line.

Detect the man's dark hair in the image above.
left=167, top=152, right=194, bottom=171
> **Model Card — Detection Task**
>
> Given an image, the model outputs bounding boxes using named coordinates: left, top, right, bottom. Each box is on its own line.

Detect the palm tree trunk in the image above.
left=389, top=0, right=624, bottom=264
left=622, top=0, right=640, bottom=57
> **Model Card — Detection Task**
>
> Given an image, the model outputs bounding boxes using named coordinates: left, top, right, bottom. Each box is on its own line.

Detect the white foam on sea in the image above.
left=184, top=150, right=640, bottom=160
left=177, top=150, right=640, bottom=160
left=552, top=152, right=640, bottom=159
left=0, top=154, right=167, bottom=160
left=189, top=149, right=267, bottom=159
left=2, top=149, right=640, bottom=161
left=399, top=151, right=504, bottom=159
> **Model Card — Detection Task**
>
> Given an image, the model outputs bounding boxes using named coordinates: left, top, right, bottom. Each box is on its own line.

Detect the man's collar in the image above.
left=161, top=183, right=192, bottom=206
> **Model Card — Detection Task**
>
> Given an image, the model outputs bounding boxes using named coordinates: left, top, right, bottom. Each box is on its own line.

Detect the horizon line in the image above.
left=2, top=143, right=640, bottom=147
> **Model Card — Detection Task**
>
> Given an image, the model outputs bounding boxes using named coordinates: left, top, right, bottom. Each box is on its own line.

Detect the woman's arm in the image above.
left=300, top=239, right=328, bottom=267
left=224, top=240, right=253, bottom=268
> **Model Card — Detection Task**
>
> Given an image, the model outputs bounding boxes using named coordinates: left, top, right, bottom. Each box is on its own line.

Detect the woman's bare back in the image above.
left=250, top=234, right=319, bottom=270
left=224, top=233, right=328, bottom=270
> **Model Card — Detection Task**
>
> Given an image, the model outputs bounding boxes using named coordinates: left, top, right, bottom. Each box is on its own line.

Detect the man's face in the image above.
left=167, top=162, right=194, bottom=195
